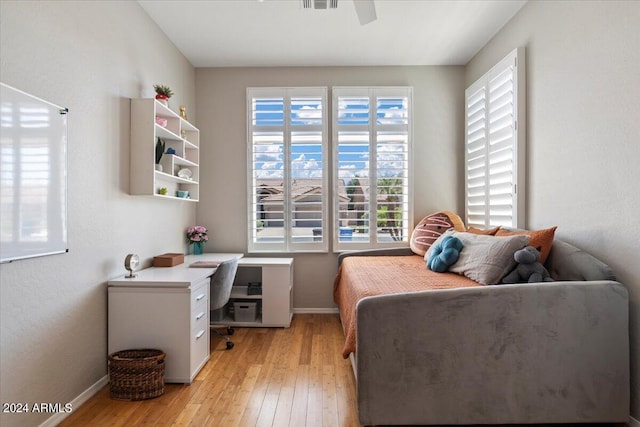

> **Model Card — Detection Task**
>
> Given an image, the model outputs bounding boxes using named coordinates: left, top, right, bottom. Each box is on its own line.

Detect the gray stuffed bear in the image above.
left=502, top=246, right=554, bottom=284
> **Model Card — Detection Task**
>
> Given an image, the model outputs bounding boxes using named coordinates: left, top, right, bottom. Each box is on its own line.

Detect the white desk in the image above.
left=223, top=257, right=294, bottom=328
left=108, top=253, right=244, bottom=287
left=107, top=253, right=242, bottom=383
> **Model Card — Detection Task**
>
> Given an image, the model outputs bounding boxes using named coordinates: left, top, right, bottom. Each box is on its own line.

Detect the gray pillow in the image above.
left=427, top=229, right=530, bottom=285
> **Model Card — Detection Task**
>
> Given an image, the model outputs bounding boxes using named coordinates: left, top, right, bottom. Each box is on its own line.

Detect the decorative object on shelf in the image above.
left=124, top=254, right=140, bottom=278
left=153, top=84, right=173, bottom=106
left=187, top=225, right=208, bottom=255
left=181, top=130, right=187, bottom=140
left=155, top=116, right=167, bottom=127
left=176, top=190, right=190, bottom=198
left=158, top=187, right=168, bottom=195
left=177, top=168, right=192, bottom=180
left=165, top=147, right=176, bottom=155
left=155, top=138, right=165, bottom=172
left=179, top=105, right=188, bottom=121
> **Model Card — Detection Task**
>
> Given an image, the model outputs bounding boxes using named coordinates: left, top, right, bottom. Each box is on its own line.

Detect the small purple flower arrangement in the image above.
left=187, top=226, right=208, bottom=255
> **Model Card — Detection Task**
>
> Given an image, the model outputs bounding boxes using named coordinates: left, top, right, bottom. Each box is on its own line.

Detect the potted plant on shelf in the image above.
left=155, top=138, right=165, bottom=172
left=153, top=84, right=173, bottom=106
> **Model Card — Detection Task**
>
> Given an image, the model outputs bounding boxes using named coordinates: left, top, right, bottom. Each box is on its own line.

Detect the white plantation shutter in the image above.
left=247, top=87, right=328, bottom=252
left=333, top=87, right=413, bottom=251
left=465, top=48, right=525, bottom=229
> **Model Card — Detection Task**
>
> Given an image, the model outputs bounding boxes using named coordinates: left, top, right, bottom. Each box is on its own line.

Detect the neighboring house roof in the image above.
left=256, top=176, right=396, bottom=208
left=257, top=179, right=349, bottom=202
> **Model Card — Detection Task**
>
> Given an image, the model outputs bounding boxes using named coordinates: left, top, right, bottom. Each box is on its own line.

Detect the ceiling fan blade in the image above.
left=353, top=0, right=377, bottom=25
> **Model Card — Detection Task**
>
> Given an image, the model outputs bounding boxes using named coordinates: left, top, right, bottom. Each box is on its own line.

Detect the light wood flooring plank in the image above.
left=305, top=333, right=324, bottom=427
left=289, top=365, right=310, bottom=427
left=57, top=314, right=358, bottom=427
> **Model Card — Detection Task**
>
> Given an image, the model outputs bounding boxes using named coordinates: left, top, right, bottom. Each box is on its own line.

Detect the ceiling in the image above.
left=138, top=0, right=527, bottom=68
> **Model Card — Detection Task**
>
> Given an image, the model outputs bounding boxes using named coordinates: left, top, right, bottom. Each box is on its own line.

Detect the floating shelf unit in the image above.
left=130, top=99, right=200, bottom=201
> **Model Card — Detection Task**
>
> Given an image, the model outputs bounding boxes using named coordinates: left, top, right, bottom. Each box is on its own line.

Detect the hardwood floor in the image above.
left=59, top=314, right=360, bottom=427
left=52, top=313, right=628, bottom=427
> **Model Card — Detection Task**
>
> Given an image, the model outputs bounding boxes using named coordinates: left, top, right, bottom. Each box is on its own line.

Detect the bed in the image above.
left=333, top=241, right=630, bottom=426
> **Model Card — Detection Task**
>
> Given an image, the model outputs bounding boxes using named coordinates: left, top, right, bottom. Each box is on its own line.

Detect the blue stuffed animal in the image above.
left=427, top=235, right=463, bottom=272
left=502, top=246, right=554, bottom=284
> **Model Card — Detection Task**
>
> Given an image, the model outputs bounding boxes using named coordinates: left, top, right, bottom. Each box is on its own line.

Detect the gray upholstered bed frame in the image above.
left=337, top=239, right=630, bottom=425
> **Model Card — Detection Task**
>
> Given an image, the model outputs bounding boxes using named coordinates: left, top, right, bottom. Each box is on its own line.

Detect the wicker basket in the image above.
left=108, top=349, right=165, bottom=400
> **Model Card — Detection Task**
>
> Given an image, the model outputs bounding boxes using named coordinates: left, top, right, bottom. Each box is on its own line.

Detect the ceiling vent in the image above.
left=301, top=0, right=375, bottom=25
left=302, top=0, right=338, bottom=10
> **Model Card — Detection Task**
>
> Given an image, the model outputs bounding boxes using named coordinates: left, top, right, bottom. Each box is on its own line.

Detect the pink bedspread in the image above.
left=333, top=255, right=480, bottom=358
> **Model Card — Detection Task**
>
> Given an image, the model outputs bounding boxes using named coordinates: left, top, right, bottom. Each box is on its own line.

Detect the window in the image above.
left=247, top=87, right=328, bottom=253
left=465, top=48, right=525, bottom=229
left=332, top=87, right=413, bottom=251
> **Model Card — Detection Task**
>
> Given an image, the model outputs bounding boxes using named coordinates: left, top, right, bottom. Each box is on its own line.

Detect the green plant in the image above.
left=155, top=138, right=165, bottom=164
left=377, top=178, right=404, bottom=241
left=153, top=84, right=173, bottom=98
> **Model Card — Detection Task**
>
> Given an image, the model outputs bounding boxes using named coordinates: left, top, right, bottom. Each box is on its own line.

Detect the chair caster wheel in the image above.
left=227, top=327, right=234, bottom=335
left=226, top=341, right=234, bottom=350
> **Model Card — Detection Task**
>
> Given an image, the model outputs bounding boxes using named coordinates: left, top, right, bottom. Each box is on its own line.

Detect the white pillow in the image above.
left=427, top=230, right=530, bottom=285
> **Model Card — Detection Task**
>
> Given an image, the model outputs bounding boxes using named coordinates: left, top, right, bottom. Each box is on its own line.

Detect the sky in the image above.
left=251, top=96, right=409, bottom=181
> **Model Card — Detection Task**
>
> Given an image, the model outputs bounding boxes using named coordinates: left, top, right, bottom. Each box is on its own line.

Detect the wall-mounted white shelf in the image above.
left=130, top=99, right=200, bottom=201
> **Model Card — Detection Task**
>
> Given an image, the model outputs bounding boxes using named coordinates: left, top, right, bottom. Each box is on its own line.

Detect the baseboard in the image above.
left=294, top=307, right=339, bottom=314
left=629, top=415, right=640, bottom=427
left=39, top=375, right=108, bottom=427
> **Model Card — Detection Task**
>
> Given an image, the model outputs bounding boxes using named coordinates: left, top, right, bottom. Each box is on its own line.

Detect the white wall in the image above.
left=195, top=66, right=465, bottom=309
left=465, top=0, right=640, bottom=419
left=4, top=0, right=635, bottom=424
left=0, top=2, right=196, bottom=426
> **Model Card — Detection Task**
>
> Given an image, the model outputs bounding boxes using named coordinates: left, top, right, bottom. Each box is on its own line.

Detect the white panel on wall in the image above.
left=0, top=83, right=68, bottom=263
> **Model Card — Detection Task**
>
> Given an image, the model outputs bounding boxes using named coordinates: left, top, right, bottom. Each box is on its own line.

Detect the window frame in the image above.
left=332, top=86, right=414, bottom=252
left=246, top=87, right=329, bottom=253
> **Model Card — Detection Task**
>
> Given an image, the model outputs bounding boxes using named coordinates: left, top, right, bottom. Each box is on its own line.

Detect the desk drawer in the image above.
left=192, top=303, right=208, bottom=332
left=191, top=325, right=209, bottom=372
left=192, top=288, right=208, bottom=306
left=191, top=278, right=209, bottom=324
left=193, top=305, right=207, bottom=326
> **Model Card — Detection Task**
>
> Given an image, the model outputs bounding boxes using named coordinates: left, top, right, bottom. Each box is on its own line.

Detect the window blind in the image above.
left=247, top=87, right=328, bottom=252
left=333, top=87, right=413, bottom=251
left=465, top=48, right=525, bottom=229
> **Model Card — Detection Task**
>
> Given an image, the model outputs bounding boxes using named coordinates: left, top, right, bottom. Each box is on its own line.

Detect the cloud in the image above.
left=378, top=104, right=408, bottom=125
left=261, top=161, right=279, bottom=170
left=338, top=162, right=369, bottom=179
left=338, top=167, right=356, bottom=179
left=292, top=154, right=322, bottom=178
left=294, top=105, right=322, bottom=118
left=255, top=153, right=282, bottom=162
left=256, top=163, right=284, bottom=179
left=292, top=105, right=323, bottom=125
left=253, top=143, right=283, bottom=162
